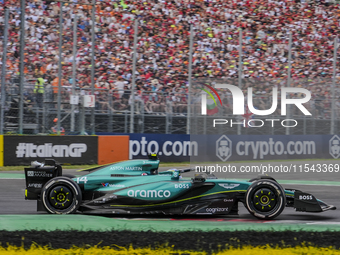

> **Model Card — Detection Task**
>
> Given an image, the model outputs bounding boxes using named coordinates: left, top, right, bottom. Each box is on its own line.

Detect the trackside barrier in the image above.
left=97, top=133, right=194, bottom=162
left=98, top=133, right=340, bottom=162
left=190, top=134, right=340, bottom=162
left=2, top=134, right=340, bottom=165
left=3, top=136, right=98, bottom=166
left=97, top=136, right=129, bottom=165
left=2, top=135, right=130, bottom=166
left=0, top=135, right=3, bottom=166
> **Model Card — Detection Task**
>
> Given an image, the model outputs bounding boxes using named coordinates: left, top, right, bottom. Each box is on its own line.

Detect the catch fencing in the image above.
left=1, top=75, right=339, bottom=135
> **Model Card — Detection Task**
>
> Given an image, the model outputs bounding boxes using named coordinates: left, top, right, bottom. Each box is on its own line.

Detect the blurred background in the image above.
left=1, top=0, right=340, bottom=135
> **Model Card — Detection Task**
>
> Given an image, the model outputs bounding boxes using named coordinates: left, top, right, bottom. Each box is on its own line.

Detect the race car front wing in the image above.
left=293, top=191, right=336, bottom=212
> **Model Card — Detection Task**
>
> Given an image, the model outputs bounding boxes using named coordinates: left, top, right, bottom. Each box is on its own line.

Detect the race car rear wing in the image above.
left=24, top=159, right=62, bottom=200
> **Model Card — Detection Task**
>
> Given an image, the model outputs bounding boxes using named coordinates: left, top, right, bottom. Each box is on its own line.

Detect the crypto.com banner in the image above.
left=190, top=134, right=340, bottom=162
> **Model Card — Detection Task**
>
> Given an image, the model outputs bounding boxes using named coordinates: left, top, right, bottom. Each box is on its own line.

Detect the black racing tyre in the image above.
left=41, top=176, right=82, bottom=214
left=245, top=179, right=285, bottom=220
left=248, top=175, right=277, bottom=183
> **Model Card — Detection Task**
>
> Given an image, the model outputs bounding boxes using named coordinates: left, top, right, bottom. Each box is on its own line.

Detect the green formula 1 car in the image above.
left=24, top=154, right=336, bottom=219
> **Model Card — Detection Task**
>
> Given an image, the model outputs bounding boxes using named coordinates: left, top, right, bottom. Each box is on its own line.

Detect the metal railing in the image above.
left=1, top=75, right=339, bottom=135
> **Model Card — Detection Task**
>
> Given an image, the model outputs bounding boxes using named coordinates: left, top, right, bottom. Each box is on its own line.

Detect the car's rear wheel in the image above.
left=245, top=179, right=285, bottom=219
left=41, top=177, right=82, bottom=214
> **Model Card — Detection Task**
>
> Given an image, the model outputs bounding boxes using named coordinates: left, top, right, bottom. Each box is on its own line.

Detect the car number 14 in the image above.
left=175, top=183, right=190, bottom=189
left=76, top=176, right=88, bottom=184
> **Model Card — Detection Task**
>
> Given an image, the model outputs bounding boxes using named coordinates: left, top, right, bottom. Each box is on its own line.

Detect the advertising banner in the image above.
left=98, top=136, right=129, bottom=165
left=0, top=135, right=3, bottom=166
left=4, top=136, right=98, bottom=165
left=97, top=133, right=195, bottom=162
left=191, top=134, right=340, bottom=162
left=98, top=133, right=340, bottom=163
left=128, top=133, right=195, bottom=162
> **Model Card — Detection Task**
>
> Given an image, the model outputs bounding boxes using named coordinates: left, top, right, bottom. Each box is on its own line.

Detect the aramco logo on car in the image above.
left=127, top=189, right=171, bottom=198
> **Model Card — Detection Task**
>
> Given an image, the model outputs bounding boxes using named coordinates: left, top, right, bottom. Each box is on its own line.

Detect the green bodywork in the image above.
left=73, top=159, right=298, bottom=206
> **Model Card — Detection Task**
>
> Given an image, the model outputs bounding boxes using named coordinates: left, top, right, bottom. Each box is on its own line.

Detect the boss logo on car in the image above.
left=206, top=207, right=229, bottom=213
left=174, top=183, right=190, bottom=189
left=299, top=195, right=314, bottom=200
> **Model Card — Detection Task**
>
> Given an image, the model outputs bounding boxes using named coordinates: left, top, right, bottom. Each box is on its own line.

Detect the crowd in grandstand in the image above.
left=0, top=0, right=340, bottom=117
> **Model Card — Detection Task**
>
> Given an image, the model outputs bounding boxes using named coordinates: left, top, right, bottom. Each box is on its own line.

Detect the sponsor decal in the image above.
left=94, top=200, right=106, bottom=204
left=299, top=195, right=314, bottom=200
left=16, top=143, right=87, bottom=158
left=174, top=183, right=190, bottom=189
left=223, top=199, right=234, bottom=202
left=94, top=195, right=117, bottom=203
left=206, top=207, right=228, bottom=213
left=330, top=135, right=340, bottom=159
left=101, top=183, right=125, bottom=188
left=127, top=189, right=171, bottom=198
left=219, top=183, right=240, bottom=189
left=28, top=183, right=43, bottom=188
left=110, top=166, right=143, bottom=171
left=27, top=171, right=53, bottom=178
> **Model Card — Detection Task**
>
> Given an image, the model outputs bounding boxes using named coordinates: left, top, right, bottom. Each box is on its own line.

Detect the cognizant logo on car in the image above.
left=127, top=189, right=171, bottom=198
left=206, top=207, right=228, bottom=213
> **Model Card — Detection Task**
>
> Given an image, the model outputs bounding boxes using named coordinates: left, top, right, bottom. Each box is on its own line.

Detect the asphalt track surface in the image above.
left=1, top=160, right=340, bottom=222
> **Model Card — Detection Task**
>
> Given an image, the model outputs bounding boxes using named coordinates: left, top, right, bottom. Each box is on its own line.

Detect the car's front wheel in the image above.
left=245, top=179, right=285, bottom=219
left=41, top=177, right=82, bottom=214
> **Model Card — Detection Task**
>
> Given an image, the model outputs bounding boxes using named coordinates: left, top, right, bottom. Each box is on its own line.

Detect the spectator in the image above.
left=51, top=118, right=65, bottom=135
left=0, top=0, right=340, bottom=119
left=34, top=74, right=44, bottom=108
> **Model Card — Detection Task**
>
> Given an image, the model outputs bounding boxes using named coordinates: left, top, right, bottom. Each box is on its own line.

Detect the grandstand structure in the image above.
left=1, top=0, right=340, bottom=135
